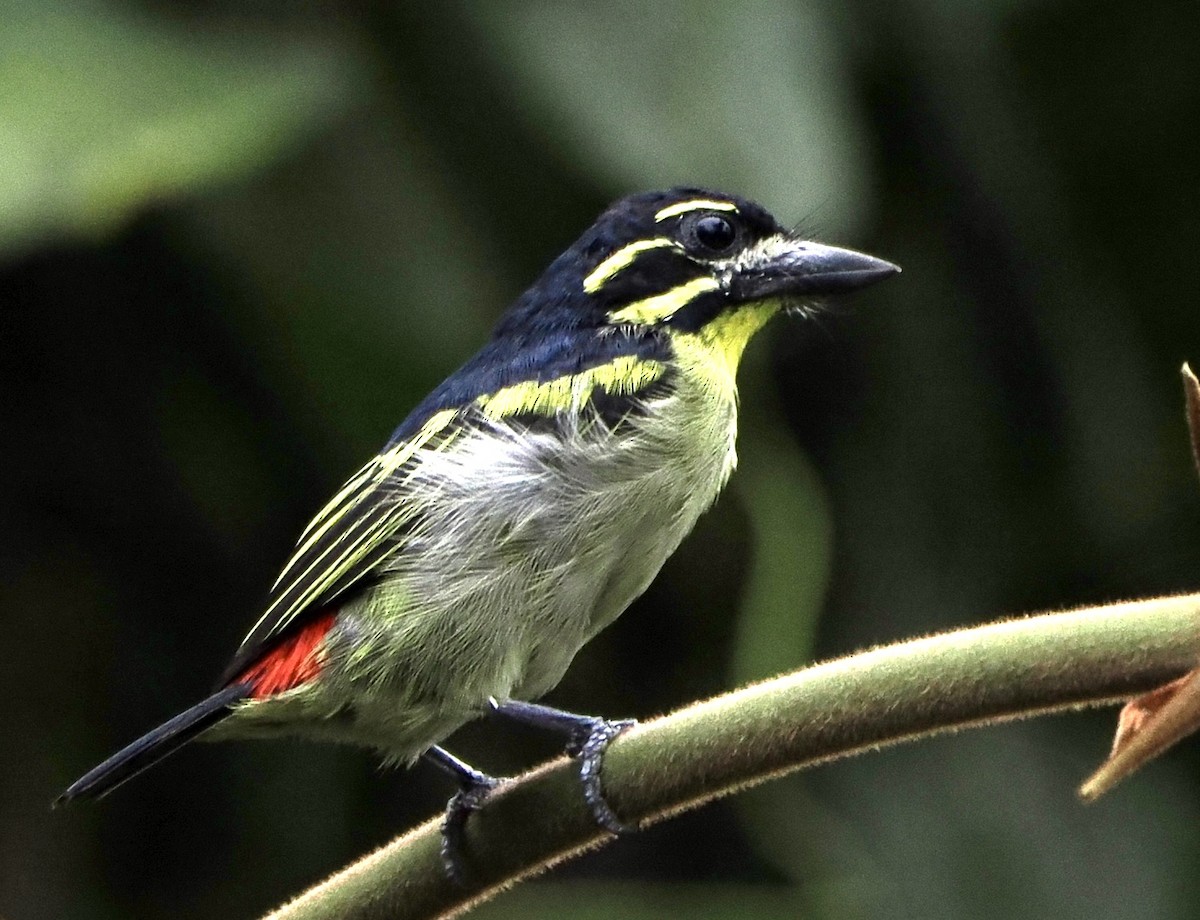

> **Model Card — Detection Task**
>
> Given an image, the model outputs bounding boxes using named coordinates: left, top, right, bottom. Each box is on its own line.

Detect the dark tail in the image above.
left=54, top=683, right=251, bottom=806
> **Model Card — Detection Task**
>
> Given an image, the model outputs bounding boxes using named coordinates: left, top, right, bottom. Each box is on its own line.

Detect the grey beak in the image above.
left=731, top=240, right=900, bottom=301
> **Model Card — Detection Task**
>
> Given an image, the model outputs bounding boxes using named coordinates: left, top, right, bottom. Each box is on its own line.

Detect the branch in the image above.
left=263, top=593, right=1200, bottom=920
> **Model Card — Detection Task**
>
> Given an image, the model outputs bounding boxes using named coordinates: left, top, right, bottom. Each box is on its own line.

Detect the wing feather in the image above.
left=218, top=407, right=461, bottom=684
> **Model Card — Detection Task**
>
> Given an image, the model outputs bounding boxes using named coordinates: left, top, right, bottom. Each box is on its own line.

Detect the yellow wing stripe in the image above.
left=254, top=407, right=459, bottom=638
left=292, top=463, right=374, bottom=548
left=271, top=509, right=397, bottom=626
left=654, top=199, right=739, bottom=222
left=377, top=409, right=460, bottom=476
left=272, top=408, right=457, bottom=593
left=582, top=237, right=679, bottom=293
left=607, top=276, right=720, bottom=326
left=291, top=410, right=458, bottom=554
left=273, top=465, right=376, bottom=592
left=475, top=355, right=667, bottom=419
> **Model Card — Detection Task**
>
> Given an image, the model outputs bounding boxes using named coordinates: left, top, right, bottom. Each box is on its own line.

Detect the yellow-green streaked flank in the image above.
left=583, top=238, right=679, bottom=293
left=654, top=199, right=739, bottom=222
left=476, top=355, right=667, bottom=420
left=608, top=276, right=720, bottom=326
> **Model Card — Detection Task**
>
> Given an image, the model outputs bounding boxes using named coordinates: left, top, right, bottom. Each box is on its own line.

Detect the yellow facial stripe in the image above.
left=476, top=355, right=667, bottom=419
left=583, top=237, right=678, bottom=293
left=608, top=276, right=720, bottom=326
left=654, top=199, right=739, bottom=222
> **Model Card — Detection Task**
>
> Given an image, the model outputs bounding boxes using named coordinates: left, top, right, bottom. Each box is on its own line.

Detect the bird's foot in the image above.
left=423, top=746, right=504, bottom=884
left=571, top=716, right=638, bottom=834
left=489, top=698, right=638, bottom=835
left=441, top=774, right=501, bottom=884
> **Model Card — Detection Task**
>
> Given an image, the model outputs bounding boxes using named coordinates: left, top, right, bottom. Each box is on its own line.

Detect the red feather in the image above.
left=237, top=610, right=337, bottom=698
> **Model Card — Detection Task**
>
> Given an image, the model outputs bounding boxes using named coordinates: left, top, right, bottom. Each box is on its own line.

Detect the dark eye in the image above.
left=689, top=213, right=738, bottom=254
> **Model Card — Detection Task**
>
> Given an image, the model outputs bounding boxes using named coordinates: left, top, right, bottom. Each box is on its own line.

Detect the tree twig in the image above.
left=264, top=593, right=1200, bottom=920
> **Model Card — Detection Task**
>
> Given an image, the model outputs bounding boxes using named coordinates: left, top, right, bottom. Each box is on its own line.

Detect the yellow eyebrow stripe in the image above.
left=608, top=276, right=720, bottom=325
left=654, top=199, right=739, bottom=222
left=583, top=237, right=678, bottom=293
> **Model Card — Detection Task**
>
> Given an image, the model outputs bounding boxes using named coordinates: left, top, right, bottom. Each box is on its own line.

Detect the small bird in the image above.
left=57, top=188, right=898, bottom=870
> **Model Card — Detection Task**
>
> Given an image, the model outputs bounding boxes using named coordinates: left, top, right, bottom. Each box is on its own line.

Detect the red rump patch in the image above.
left=238, top=610, right=337, bottom=698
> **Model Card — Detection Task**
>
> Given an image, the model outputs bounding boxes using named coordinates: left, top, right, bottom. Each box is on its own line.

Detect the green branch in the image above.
left=263, top=593, right=1200, bottom=920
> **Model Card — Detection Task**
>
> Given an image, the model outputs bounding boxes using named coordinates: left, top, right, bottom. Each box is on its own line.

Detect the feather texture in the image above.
left=212, top=337, right=753, bottom=762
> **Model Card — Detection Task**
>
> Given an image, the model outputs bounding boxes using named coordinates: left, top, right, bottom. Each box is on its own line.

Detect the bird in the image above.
left=56, top=187, right=898, bottom=873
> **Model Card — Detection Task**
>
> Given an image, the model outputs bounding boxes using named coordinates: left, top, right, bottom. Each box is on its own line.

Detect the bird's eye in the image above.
left=688, top=213, right=738, bottom=254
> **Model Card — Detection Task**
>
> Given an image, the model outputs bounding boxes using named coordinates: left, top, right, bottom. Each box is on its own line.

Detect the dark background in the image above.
left=4, top=2, right=1200, bottom=918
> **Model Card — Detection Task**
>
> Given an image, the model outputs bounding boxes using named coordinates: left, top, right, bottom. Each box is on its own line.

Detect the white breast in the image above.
left=381, top=371, right=738, bottom=694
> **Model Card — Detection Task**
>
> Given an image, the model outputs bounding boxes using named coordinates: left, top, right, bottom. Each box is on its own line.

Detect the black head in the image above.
left=493, top=187, right=898, bottom=338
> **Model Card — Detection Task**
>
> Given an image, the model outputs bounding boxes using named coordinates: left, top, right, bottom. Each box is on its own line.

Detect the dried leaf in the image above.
left=1080, top=670, right=1200, bottom=800
left=1183, top=363, right=1200, bottom=478
left=1080, top=363, right=1200, bottom=801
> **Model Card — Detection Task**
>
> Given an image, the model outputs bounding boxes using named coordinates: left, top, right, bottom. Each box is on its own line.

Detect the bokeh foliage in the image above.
left=3, top=1, right=1199, bottom=918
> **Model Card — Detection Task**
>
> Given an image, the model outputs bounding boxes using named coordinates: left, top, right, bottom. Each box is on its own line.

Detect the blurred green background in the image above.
left=4, top=1, right=1200, bottom=918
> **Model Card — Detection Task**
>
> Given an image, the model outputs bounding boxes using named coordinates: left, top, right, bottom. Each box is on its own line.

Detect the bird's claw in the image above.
left=485, top=701, right=639, bottom=835
left=441, top=773, right=501, bottom=885
left=574, top=717, right=637, bottom=835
